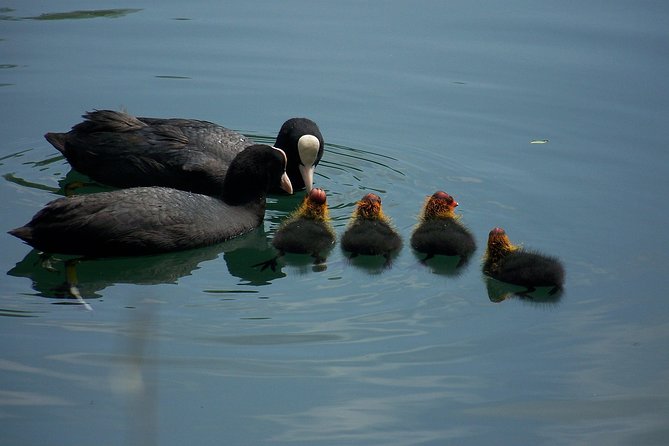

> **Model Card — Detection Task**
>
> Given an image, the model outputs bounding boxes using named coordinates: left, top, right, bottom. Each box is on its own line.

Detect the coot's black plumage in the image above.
left=45, top=110, right=323, bottom=194
left=341, top=193, right=402, bottom=259
left=9, top=145, right=292, bottom=257
left=483, top=227, right=565, bottom=292
left=272, top=188, right=335, bottom=259
left=410, top=191, right=476, bottom=261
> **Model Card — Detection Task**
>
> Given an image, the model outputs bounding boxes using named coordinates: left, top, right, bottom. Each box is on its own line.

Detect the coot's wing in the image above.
left=13, top=188, right=261, bottom=256
left=50, top=111, right=255, bottom=194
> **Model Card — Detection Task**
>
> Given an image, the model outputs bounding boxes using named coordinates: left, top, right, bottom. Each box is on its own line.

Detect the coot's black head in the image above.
left=222, top=144, right=292, bottom=205
left=274, top=118, right=324, bottom=192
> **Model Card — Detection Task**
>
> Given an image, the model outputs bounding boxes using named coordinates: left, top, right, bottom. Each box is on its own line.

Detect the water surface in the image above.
left=1, top=2, right=668, bottom=445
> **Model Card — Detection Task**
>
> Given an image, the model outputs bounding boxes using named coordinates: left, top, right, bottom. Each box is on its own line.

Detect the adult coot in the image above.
left=410, top=191, right=476, bottom=264
left=341, top=193, right=402, bottom=261
left=483, top=227, right=565, bottom=293
left=9, top=145, right=292, bottom=257
left=44, top=110, right=323, bottom=194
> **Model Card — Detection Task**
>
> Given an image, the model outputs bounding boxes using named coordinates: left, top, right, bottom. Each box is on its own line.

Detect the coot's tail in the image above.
left=44, top=132, right=67, bottom=154
left=8, top=226, right=33, bottom=244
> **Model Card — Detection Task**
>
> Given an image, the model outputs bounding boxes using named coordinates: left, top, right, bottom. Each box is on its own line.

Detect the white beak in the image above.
left=297, top=134, right=320, bottom=192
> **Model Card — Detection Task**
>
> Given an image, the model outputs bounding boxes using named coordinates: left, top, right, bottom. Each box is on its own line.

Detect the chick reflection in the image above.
left=484, top=276, right=563, bottom=305
left=255, top=188, right=335, bottom=272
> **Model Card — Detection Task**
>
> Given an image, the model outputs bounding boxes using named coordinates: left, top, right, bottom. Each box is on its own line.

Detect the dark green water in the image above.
left=1, top=2, right=668, bottom=445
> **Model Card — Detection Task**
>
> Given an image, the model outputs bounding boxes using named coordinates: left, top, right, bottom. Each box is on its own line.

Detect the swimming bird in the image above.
left=272, top=188, right=336, bottom=259
left=44, top=110, right=323, bottom=194
left=256, top=188, right=336, bottom=271
left=410, top=191, right=476, bottom=265
left=341, top=193, right=402, bottom=262
left=9, top=145, right=292, bottom=257
left=483, top=227, right=565, bottom=293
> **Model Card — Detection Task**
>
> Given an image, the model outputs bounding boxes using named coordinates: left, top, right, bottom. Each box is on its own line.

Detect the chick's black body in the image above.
left=483, top=228, right=564, bottom=291
left=254, top=188, right=334, bottom=271
left=410, top=190, right=476, bottom=265
left=342, top=219, right=402, bottom=257
left=485, top=250, right=565, bottom=289
left=273, top=219, right=335, bottom=256
left=272, top=188, right=334, bottom=258
left=411, top=218, right=476, bottom=258
left=341, top=193, right=401, bottom=259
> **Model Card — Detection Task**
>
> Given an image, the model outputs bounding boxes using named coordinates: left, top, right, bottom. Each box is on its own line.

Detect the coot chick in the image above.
left=410, top=191, right=476, bottom=264
left=273, top=188, right=335, bottom=258
left=9, top=145, right=292, bottom=257
left=483, top=227, right=565, bottom=293
left=257, top=188, right=336, bottom=271
left=341, top=193, right=402, bottom=262
left=45, top=110, right=323, bottom=194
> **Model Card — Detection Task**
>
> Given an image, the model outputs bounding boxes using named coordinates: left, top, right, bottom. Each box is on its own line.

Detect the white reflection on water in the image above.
left=0, top=358, right=96, bottom=390
left=0, top=390, right=72, bottom=408
left=260, top=391, right=473, bottom=445
left=0, top=358, right=93, bottom=410
left=467, top=397, right=669, bottom=445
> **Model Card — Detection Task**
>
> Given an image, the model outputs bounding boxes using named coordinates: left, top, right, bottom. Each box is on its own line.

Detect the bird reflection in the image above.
left=413, top=254, right=470, bottom=276
left=484, top=276, right=563, bottom=305
left=7, top=227, right=284, bottom=302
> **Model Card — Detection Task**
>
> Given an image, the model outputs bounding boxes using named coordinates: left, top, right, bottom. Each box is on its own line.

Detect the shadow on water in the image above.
left=483, top=276, right=563, bottom=306
left=7, top=228, right=284, bottom=301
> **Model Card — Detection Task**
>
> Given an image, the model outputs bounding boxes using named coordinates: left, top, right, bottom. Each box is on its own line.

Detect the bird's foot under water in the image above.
left=253, top=256, right=279, bottom=272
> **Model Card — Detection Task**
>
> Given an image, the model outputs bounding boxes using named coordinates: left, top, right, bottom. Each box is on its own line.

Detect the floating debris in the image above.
left=28, top=9, right=142, bottom=21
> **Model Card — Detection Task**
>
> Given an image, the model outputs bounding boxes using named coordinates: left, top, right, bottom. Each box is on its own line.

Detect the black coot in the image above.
left=45, top=110, right=323, bottom=194
left=256, top=188, right=336, bottom=271
left=483, top=227, right=565, bottom=293
left=410, top=191, right=476, bottom=263
left=341, top=193, right=402, bottom=260
left=9, top=145, right=292, bottom=257
left=272, top=188, right=336, bottom=260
